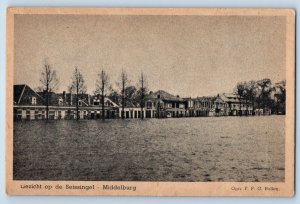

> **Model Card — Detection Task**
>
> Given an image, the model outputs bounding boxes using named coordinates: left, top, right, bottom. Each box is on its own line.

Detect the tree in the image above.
left=35, top=86, right=44, bottom=93
left=124, top=86, right=138, bottom=105
left=108, top=89, right=121, bottom=105
left=69, top=66, right=87, bottom=120
left=274, top=80, right=286, bottom=114
left=234, top=82, right=247, bottom=116
left=39, top=61, right=59, bottom=120
left=117, top=69, right=130, bottom=119
left=138, top=72, right=148, bottom=119
left=244, top=80, right=257, bottom=115
left=95, top=70, right=111, bottom=120
left=256, top=79, right=272, bottom=114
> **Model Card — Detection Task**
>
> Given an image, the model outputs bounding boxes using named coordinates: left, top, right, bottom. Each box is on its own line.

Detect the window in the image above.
left=78, top=101, right=82, bottom=106
left=146, top=102, right=152, bottom=109
left=31, top=97, right=37, bottom=105
left=58, top=98, right=63, bottom=106
left=93, top=99, right=100, bottom=106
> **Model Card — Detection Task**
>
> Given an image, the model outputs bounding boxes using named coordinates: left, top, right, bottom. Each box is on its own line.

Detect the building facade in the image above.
left=14, top=84, right=259, bottom=120
left=14, top=84, right=119, bottom=120
left=219, top=93, right=254, bottom=116
left=185, top=93, right=254, bottom=117
left=144, top=90, right=187, bottom=118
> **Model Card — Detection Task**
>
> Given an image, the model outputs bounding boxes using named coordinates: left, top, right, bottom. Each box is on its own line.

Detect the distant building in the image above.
left=219, top=93, right=253, bottom=116
left=145, top=90, right=186, bottom=118
left=185, top=95, right=228, bottom=117
left=185, top=93, right=253, bottom=117
left=119, top=103, right=144, bottom=119
left=13, top=84, right=119, bottom=120
left=14, top=84, right=46, bottom=120
left=13, top=84, right=269, bottom=120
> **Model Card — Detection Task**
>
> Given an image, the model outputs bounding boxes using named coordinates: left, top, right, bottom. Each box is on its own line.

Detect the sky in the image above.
left=14, top=14, right=286, bottom=97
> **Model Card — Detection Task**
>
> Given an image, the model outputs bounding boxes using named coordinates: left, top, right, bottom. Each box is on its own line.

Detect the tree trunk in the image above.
left=141, top=106, right=144, bottom=119
left=239, top=98, right=242, bottom=116
left=46, top=92, right=49, bottom=120
left=121, top=80, right=125, bottom=119
left=101, top=91, right=105, bottom=120
left=245, top=100, right=248, bottom=116
left=141, top=88, right=144, bottom=120
left=76, top=94, right=79, bottom=120
left=252, top=100, right=255, bottom=116
left=46, top=91, right=49, bottom=120
left=45, top=82, right=49, bottom=120
left=76, top=86, right=79, bottom=120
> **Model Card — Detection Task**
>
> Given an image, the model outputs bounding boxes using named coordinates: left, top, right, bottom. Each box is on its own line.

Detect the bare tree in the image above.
left=117, top=69, right=130, bottom=119
left=39, top=61, right=59, bottom=120
left=138, top=72, right=148, bottom=119
left=95, top=70, right=111, bottom=120
left=69, top=66, right=87, bottom=120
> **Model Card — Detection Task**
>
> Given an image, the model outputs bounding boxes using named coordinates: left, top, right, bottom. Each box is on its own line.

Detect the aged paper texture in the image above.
left=6, top=8, right=295, bottom=196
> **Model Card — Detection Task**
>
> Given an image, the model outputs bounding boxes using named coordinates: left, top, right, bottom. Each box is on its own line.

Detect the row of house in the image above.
left=13, top=84, right=260, bottom=121
left=14, top=84, right=119, bottom=120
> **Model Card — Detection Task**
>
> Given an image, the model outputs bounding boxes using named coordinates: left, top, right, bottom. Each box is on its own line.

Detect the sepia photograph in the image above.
left=6, top=8, right=295, bottom=196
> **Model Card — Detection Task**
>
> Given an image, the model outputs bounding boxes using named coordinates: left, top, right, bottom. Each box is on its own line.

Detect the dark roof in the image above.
left=14, top=84, right=45, bottom=105
left=14, top=84, right=26, bottom=104
left=147, top=90, right=184, bottom=102
left=91, top=95, right=119, bottom=107
left=220, top=93, right=245, bottom=103
left=195, top=96, right=217, bottom=102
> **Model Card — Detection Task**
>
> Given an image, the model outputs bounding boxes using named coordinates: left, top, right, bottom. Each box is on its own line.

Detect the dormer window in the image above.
left=146, top=101, right=152, bottom=109
left=31, top=97, right=37, bottom=105
left=93, top=99, right=100, bottom=106
left=58, top=98, right=63, bottom=106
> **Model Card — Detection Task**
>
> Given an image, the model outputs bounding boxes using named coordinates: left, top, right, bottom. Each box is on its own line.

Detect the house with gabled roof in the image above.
left=184, top=95, right=228, bottom=117
left=13, top=84, right=119, bottom=120
left=14, top=84, right=46, bottom=120
left=184, top=93, right=253, bottom=117
left=145, top=90, right=187, bottom=118
left=14, top=84, right=45, bottom=106
left=13, top=84, right=255, bottom=120
left=219, top=93, right=253, bottom=116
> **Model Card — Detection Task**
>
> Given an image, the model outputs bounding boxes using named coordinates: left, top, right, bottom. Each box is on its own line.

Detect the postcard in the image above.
left=6, top=8, right=295, bottom=196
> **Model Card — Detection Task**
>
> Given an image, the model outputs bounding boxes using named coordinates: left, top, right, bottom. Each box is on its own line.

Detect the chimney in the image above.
left=63, top=91, right=66, bottom=103
left=88, top=94, right=90, bottom=106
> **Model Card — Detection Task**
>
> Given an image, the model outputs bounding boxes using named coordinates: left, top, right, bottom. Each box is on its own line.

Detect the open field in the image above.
left=13, top=116, right=285, bottom=182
